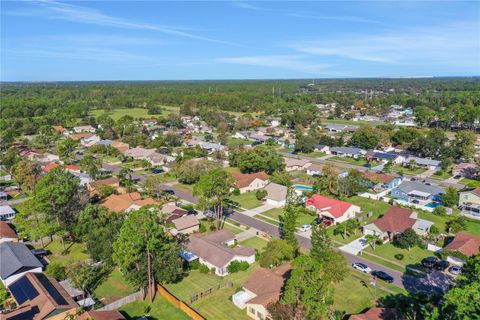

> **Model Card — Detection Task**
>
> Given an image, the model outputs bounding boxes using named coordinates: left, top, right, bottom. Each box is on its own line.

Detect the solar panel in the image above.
left=35, top=273, right=68, bottom=305
left=8, top=277, right=38, bottom=305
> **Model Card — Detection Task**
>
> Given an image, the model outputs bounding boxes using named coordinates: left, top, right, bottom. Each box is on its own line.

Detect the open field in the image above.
left=40, top=240, right=89, bottom=266
left=238, top=236, right=269, bottom=252
left=94, top=268, right=136, bottom=305
left=364, top=243, right=432, bottom=268
left=90, top=106, right=179, bottom=120
left=321, top=118, right=384, bottom=127
left=460, top=178, right=480, bottom=188
left=260, top=207, right=316, bottom=228
left=119, top=296, right=191, bottom=320
left=330, top=156, right=380, bottom=167
left=230, top=192, right=263, bottom=209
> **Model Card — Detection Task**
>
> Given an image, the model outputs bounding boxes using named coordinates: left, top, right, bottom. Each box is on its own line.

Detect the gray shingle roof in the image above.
left=395, top=181, right=444, bottom=195
left=405, top=157, right=441, bottom=166
left=330, top=146, right=365, bottom=155
left=0, top=242, right=43, bottom=279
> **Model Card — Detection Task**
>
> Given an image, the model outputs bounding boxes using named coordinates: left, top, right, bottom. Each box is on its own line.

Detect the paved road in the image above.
left=228, top=211, right=452, bottom=294
left=281, top=152, right=464, bottom=189
left=0, top=197, right=29, bottom=206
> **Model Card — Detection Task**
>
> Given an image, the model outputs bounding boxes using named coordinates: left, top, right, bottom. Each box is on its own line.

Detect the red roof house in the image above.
left=444, top=232, right=480, bottom=257
left=42, top=162, right=60, bottom=173
left=306, top=194, right=361, bottom=224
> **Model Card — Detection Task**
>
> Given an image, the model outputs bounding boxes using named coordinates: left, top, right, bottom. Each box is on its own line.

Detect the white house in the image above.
left=232, top=172, right=269, bottom=194
left=0, top=205, right=15, bottom=220
left=264, top=183, right=288, bottom=207
left=0, top=242, right=43, bottom=287
left=284, top=157, right=311, bottom=172
left=404, top=157, right=441, bottom=171
left=73, top=125, right=96, bottom=133
left=305, top=194, right=361, bottom=224
left=305, top=163, right=323, bottom=176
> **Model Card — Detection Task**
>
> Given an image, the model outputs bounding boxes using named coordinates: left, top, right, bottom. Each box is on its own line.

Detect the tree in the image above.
left=364, top=234, right=381, bottom=250
left=259, top=238, right=295, bottom=268
left=269, top=171, right=293, bottom=187
left=453, top=130, right=476, bottom=161
left=310, top=222, right=332, bottom=259
left=393, top=228, right=420, bottom=250
left=79, top=153, right=102, bottom=179
left=333, top=219, right=359, bottom=239
left=313, top=164, right=340, bottom=197
left=113, top=208, right=185, bottom=302
left=280, top=195, right=299, bottom=251
left=446, top=217, right=467, bottom=233
left=339, top=169, right=367, bottom=197
left=56, top=138, right=78, bottom=162
left=281, top=255, right=334, bottom=320
left=433, top=206, right=447, bottom=216
left=193, top=169, right=234, bottom=230
left=237, top=146, right=285, bottom=174
left=442, top=187, right=459, bottom=208
left=255, top=189, right=267, bottom=200
left=13, top=160, right=41, bottom=192
left=143, top=174, right=167, bottom=199
left=66, top=261, right=109, bottom=294
left=350, top=126, right=387, bottom=149
left=294, top=135, right=316, bottom=153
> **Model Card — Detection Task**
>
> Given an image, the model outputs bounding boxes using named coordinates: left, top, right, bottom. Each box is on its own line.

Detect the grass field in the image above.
left=238, top=236, right=269, bottom=252
left=230, top=192, right=263, bottom=209
left=95, top=268, right=135, bottom=305
left=298, top=151, right=327, bottom=158
left=460, top=178, right=480, bottom=188
left=364, top=243, right=432, bottom=268
left=348, top=196, right=391, bottom=218
left=90, top=106, right=179, bottom=120
left=431, top=171, right=452, bottom=180
left=119, top=296, right=191, bottom=320
left=330, top=156, right=380, bottom=168
left=321, top=118, right=383, bottom=127
left=165, top=267, right=256, bottom=320
left=260, top=207, right=316, bottom=228
left=40, top=240, right=89, bottom=266
left=395, top=165, right=427, bottom=176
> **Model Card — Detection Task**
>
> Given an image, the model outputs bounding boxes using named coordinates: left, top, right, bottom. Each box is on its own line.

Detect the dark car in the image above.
left=372, top=270, right=394, bottom=283
left=152, top=168, right=164, bottom=174
left=435, top=260, right=450, bottom=271
left=422, top=256, right=439, bottom=269
left=162, top=189, right=175, bottom=195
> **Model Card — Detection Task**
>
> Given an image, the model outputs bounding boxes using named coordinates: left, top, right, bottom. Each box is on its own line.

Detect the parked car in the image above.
left=204, top=210, right=215, bottom=218
left=449, top=266, right=462, bottom=275
left=372, top=270, right=394, bottom=283
left=162, top=189, right=175, bottom=195
left=422, top=256, right=439, bottom=269
left=435, top=260, right=450, bottom=271
left=352, top=262, right=372, bottom=274
left=152, top=168, right=164, bottom=174
left=299, top=224, right=312, bottom=232
left=315, top=217, right=334, bottom=227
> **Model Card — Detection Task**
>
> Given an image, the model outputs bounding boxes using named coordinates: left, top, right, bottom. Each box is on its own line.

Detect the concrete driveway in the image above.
left=242, top=203, right=276, bottom=217
left=339, top=236, right=369, bottom=255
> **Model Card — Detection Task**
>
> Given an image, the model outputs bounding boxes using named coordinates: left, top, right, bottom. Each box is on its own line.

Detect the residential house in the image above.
left=22, top=150, right=60, bottom=163
left=162, top=202, right=188, bottom=221
left=123, top=147, right=156, bottom=160
left=59, top=279, right=85, bottom=303
left=264, top=183, right=288, bottom=207
left=362, top=172, right=402, bottom=191
left=391, top=181, right=445, bottom=205
left=0, top=205, right=15, bottom=220
left=305, top=163, right=324, bottom=176
left=314, top=144, right=330, bottom=154
left=93, top=139, right=113, bottom=147
left=363, top=207, right=433, bottom=241
left=365, top=151, right=405, bottom=165
left=284, top=157, right=311, bottom=172
left=52, top=125, right=68, bottom=136
left=0, top=242, right=43, bottom=287
left=172, top=215, right=200, bottom=235
left=42, top=162, right=60, bottom=173
left=5, top=272, right=77, bottom=320
left=101, top=192, right=158, bottom=213
left=452, top=163, right=477, bottom=179
left=0, top=222, right=18, bottom=243
left=182, top=230, right=255, bottom=276
left=458, top=187, right=480, bottom=220
left=324, top=124, right=357, bottom=133
left=78, top=310, right=126, bottom=320
left=232, top=132, right=249, bottom=140
left=111, top=141, right=129, bottom=153
left=200, top=142, right=224, bottom=153
left=80, top=134, right=101, bottom=147
left=404, top=157, right=441, bottom=171
left=0, top=191, right=8, bottom=201
left=232, top=264, right=290, bottom=320
left=443, top=232, right=480, bottom=265
left=349, top=307, right=403, bottom=320
left=232, top=172, right=269, bottom=194
left=330, top=146, right=366, bottom=159
left=146, top=152, right=175, bottom=167
left=305, top=194, right=361, bottom=224
left=142, top=119, right=158, bottom=127
left=73, top=125, right=96, bottom=133
left=70, top=132, right=92, bottom=141
left=87, top=177, right=122, bottom=196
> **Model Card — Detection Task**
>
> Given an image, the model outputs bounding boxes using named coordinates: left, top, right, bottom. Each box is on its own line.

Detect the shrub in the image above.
left=199, top=264, right=209, bottom=274
left=233, top=188, right=240, bottom=196
left=209, top=224, right=217, bottom=231
left=227, top=260, right=250, bottom=273
left=433, top=206, right=447, bottom=216
left=393, top=228, right=420, bottom=250
left=394, top=254, right=404, bottom=261
left=255, top=189, right=267, bottom=200
left=198, top=223, right=207, bottom=233
left=190, top=260, right=200, bottom=270
left=45, top=261, right=66, bottom=280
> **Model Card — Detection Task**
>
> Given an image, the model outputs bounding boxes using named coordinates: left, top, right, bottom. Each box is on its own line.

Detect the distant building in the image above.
left=330, top=146, right=366, bottom=159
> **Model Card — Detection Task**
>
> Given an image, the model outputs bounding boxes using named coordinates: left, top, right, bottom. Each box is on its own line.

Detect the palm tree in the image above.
left=365, top=234, right=381, bottom=250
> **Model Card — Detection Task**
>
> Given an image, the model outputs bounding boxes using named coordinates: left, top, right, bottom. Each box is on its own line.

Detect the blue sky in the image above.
left=1, top=1, right=479, bottom=81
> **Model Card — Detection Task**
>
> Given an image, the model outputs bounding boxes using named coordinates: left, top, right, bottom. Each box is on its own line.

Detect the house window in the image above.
left=257, top=311, right=265, bottom=320
left=249, top=307, right=255, bottom=315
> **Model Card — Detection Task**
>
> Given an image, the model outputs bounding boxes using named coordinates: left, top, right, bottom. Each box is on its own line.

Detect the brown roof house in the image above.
left=101, top=192, right=159, bottom=213
left=3, top=272, right=77, bottom=320
left=444, top=232, right=480, bottom=266
left=171, top=215, right=200, bottom=235
left=232, top=172, right=269, bottom=194
left=0, top=222, right=18, bottom=243
left=77, top=310, right=126, bottom=320
left=283, top=157, right=311, bottom=172
left=363, top=207, right=433, bottom=241
left=182, top=230, right=255, bottom=276
left=232, top=264, right=290, bottom=320
left=349, top=307, right=403, bottom=320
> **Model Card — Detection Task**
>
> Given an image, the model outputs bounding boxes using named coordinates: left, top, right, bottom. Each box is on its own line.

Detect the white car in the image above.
left=352, top=262, right=372, bottom=274
left=298, top=224, right=312, bottom=232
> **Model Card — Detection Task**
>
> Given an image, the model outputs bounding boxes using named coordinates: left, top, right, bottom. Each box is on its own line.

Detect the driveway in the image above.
left=339, top=236, right=369, bottom=255
left=242, top=203, right=275, bottom=217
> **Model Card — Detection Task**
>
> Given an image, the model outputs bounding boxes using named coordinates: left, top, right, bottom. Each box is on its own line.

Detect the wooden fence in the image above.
left=157, top=285, right=206, bottom=320
left=189, top=281, right=233, bottom=303
left=97, top=290, right=145, bottom=311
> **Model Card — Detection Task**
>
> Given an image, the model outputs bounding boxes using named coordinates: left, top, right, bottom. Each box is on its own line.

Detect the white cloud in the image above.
left=216, top=55, right=333, bottom=74
left=14, top=0, right=239, bottom=46
left=230, top=2, right=260, bottom=10
left=4, top=47, right=145, bottom=62
left=287, top=13, right=380, bottom=24
left=287, top=22, right=479, bottom=66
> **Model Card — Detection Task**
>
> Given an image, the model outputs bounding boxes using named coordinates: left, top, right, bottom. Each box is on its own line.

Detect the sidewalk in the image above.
left=240, top=203, right=275, bottom=217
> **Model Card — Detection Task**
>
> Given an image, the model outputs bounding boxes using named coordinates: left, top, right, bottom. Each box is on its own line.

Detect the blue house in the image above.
left=362, top=172, right=403, bottom=190
left=391, top=181, right=445, bottom=204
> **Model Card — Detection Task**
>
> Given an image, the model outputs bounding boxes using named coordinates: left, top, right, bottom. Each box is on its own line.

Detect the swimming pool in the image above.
left=294, top=184, right=314, bottom=191
left=425, top=202, right=441, bottom=208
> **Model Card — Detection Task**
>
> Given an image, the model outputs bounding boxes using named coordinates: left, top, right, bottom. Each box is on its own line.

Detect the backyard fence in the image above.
left=97, top=290, right=144, bottom=311
left=189, top=281, right=233, bottom=304
left=157, top=285, right=205, bottom=320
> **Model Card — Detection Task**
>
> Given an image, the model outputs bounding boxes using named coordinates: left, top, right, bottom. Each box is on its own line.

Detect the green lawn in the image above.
left=465, top=218, right=480, bottom=236
left=364, top=243, right=432, bottom=268
left=348, top=196, right=391, bottom=218
left=431, top=171, right=452, bottom=180
left=90, top=106, right=179, bottom=120
left=238, top=236, right=269, bottom=252
left=40, top=240, right=89, bottom=266
left=322, top=118, right=383, bottom=127
left=460, top=178, right=480, bottom=188
left=395, top=165, right=427, bottom=176
left=330, top=156, right=380, bottom=167
left=299, top=151, right=326, bottom=158
left=333, top=274, right=390, bottom=315
left=119, top=296, right=191, bottom=320
left=222, top=223, right=244, bottom=235
left=165, top=267, right=256, bottom=320
left=259, top=207, right=316, bottom=228
left=230, top=192, right=263, bottom=209
left=95, top=268, right=136, bottom=305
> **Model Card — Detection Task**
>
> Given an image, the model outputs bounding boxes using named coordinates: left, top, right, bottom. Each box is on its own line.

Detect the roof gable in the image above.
left=306, top=194, right=353, bottom=218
